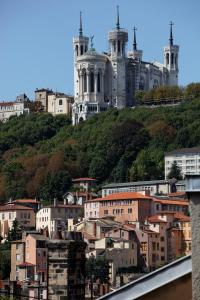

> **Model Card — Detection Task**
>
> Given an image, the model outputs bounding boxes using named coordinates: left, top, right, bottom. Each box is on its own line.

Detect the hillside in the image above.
left=1, top=97, right=200, bottom=203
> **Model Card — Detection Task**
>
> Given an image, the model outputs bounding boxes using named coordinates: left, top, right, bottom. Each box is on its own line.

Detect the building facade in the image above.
left=36, top=203, right=83, bottom=237
left=0, top=99, right=29, bottom=123
left=72, top=11, right=179, bottom=124
left=0, top=204, right=35, bottom=239
left=84, top=192, right=153, bottom=223
left=165, top=147, right=200, bottom=179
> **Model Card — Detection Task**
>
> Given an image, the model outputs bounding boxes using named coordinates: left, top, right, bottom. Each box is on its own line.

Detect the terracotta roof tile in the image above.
left=153, top=198, right=189, bottom=206
left=148, top=216, right=167, bottom=223
left=86, top=192, right=152, bottom=203
left=72, top=177, right=97, bottom=182
left=0, top=204, right=34, bottom=211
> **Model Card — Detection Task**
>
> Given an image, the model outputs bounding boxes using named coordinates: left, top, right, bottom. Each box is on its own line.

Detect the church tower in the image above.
left=73, top=12, right=89, bottom=99
left=108, top=6, right=128, bottom=108
left=164, top=22, right=179, bottom=86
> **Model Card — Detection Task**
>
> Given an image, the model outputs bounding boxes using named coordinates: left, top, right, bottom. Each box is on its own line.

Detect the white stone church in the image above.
left=72, top=9, right=179, bottom=125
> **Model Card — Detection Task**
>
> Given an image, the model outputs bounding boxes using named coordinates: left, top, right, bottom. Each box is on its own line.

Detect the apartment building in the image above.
left=153, top=197, right=189, bottom=215
left=36, top=202, right=83, bottom=237
left=72, top=177, right=97, bottom=192
left=165, top=147, right=200, bottom=179
left=0, top=204, right=35, bottom=239
left=88, top=237, right=137, bottom=285
left=84, top=192, right=153, bottom=223
left=10, top=232, right=49, bottom=299
left=0, top=100, right=29, bottom=122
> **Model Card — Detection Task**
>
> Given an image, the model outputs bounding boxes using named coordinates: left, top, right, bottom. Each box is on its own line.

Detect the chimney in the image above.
left=186, top=174, right=200, bottom=300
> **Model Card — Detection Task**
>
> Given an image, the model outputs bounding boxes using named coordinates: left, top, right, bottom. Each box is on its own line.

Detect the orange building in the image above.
left=84, top=192, right=153, bottom=223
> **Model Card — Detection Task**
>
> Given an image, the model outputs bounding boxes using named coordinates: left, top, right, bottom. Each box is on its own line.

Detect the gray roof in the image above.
left=98, top=255, right=191, bottom=300
left=103, top=180, right=169, bottom=189
left=165, top=147, right=200, bottom=156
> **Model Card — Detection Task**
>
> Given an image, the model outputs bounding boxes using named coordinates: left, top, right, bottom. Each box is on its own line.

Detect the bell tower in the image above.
left=164, top=22, right=179, bottom=86
left=108, top=6, right=128, bottom=108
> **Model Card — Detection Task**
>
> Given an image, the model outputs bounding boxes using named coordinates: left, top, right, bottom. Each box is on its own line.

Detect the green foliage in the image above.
left=167, top=161, right=182, bottom=180
left=184, top=82, right=200, bottom=99
left=6, top=219, right=23, bottom=242
left=38, top=170, right=72, bottom=203
left=0, top=87, right=200, bottom=203
left=0, top=242, right=11, bottom=279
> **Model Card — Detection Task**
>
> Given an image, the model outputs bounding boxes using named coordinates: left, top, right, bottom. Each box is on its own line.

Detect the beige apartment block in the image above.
left=0, top=204, right=35, bottom=239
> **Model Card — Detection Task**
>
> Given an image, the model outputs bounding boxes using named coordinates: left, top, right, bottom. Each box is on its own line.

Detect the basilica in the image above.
left=72, top=9, right=179, bottom=125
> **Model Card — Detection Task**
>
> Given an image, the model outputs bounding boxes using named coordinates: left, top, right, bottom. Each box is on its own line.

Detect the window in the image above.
left=83, top=72, right=87, bottom=92
left=97, top=72, right=101, bottom=92
left=59, top=99, right=63, bottom=105
left=90, top=72, right=94, bottom=92
left=128, top=208, right=132, bottom=214
left=80, top=45, right=83, bottom=55
left=160, top=236, right=165, bottom=242
left=166, top=53, right=169, bottom=65
left=161, top=256, right=165, bottom=261
left=16, top=254, right=20, bottom=261
left=76, top=45, right=78, bottom=56
left=117, top=40, right=121, bottom=53
left=161, top=247, right=165, bottom=252
left=171, top=53, right=174, bottom=65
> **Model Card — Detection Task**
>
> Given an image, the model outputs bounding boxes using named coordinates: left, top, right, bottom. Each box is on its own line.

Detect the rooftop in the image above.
left=85, top=192, right=152, bottom=203
left=0, top=204, right=34, bottom=211
left=165, top=146, right=200, bottom=156
left=153, top=198, right=189, bottom=206
left=98, top=255, right=191, bottom=300
left=72, top=177, right=97, bottom=182
left=103, top=180, right=169, bottom=189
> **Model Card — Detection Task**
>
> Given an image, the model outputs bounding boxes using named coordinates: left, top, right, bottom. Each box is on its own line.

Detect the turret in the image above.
left=164, top=22, right=179, bottom=86
left=73, top=12, right=89, bottom=60
left=127, top=27, right=143, bottom=60
left=108, top=6, right=128, bottom=58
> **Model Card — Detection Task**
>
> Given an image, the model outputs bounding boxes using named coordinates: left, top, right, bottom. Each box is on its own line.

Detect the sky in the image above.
left=0, top=0, right=199, bottom=100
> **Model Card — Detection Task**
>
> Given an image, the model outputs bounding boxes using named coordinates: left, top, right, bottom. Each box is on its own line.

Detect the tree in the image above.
left=167, top=161, right=182, bottom=180
left=86, top=256, right=110, bottom=284
left=6, top=219, right=23, bottom=242
left=0, top=242, right=11, bottom=280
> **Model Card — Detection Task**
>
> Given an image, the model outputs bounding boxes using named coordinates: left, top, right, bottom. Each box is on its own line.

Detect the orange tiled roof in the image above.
left=72, top=177, right=97, bottom=182
left=0, top=204, right=34, bottom=211
left=153, top=198, right=189, bottom=206
left=148, top=215, right=167, bottom=223
left=86, top=192, right=152, bottom=203
left=174, top=212, right=191, bottom=222
left=168, top=192, right=186, bottom=197
left=12, top=199, right=40, bottom=204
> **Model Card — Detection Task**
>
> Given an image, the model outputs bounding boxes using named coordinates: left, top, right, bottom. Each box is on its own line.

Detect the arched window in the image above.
left=90, top=72, right=94, bottom=92
left=175, top=55, right=177, bottom=65
left=166, top=53, right=169, bottom=65
left=80, top=105, right=82, bottom=112
left=113, top=42, right=116, bottom=52
left=85, top=45, right=88, bottom=52
left=117, top=40, right=121, bottom=53
left=97, top=72, right=101, bottom=92
left=75, top=45, right=79, bottom=56
left=171, top=53, right=174, bottom=65
left=153, top=79, right=159, bottom=89
left=59, top=99, right=63, bottom=105
left=83, top=71, right=87, bottom=92
left=80, top=45, right=83, bottom=55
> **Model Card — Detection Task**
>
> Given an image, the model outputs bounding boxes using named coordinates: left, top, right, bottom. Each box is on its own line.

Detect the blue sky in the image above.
left=0, top=0, right=199, bottom=100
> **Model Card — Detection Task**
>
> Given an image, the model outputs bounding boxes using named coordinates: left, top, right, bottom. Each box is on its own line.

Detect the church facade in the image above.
left=72, top=10, right=179, bottom=125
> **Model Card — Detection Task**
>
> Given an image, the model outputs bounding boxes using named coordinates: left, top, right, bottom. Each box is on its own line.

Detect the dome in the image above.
left=77, top=47, right=107, bottom=62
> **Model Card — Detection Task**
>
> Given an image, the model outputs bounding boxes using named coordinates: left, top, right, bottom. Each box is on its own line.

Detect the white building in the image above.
left=36, top=203, right=83, bottom=237
left=47, top=92, right=73, bottom=116
left=72, top=11, right=179, bottom=124
left=165, top=147, right=200, bottom=179
left=0, top=99, right=29, bottom=123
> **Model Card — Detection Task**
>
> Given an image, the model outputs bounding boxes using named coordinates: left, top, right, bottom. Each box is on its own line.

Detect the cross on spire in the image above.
left=133, top=27, right=137, bottom=51
left=169, top=21, right=174, bottom=46
left=116, top=5, right=120, bottom=30
left=79, top=11, right=83, bottom=36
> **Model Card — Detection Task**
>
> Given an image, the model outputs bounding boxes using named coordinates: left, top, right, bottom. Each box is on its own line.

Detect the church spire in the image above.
left=79, top=11, right=83, bottom=36
left=169, top=21, right=174, bottom=46
left=116, top=5, right=120, bottom=30
left=133, top=27, right=137, bottom=51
